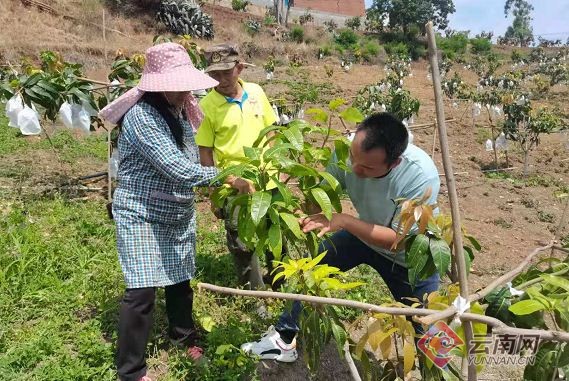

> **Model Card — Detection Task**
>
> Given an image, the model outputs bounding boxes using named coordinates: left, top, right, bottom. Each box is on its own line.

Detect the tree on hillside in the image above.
left=366, top=0, right=456, bottom=34
left=503, top=0, right=534, bottom=47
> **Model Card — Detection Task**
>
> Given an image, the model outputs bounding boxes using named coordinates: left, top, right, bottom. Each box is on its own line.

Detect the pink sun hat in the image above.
left=99, top=42, right=218, bottom=128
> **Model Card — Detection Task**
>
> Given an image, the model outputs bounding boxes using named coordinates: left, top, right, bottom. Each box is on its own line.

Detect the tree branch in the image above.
left=418, top=242, right=554, bottom=326
left=197, top=282, right=569, bottom=343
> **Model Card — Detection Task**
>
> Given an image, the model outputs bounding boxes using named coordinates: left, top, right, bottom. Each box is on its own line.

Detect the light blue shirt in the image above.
left=328, top=144, right=440, bottom=266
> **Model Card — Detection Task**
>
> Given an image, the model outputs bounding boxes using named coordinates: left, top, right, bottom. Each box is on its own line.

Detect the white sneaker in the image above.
left=241, top=325, right=299, bottom=363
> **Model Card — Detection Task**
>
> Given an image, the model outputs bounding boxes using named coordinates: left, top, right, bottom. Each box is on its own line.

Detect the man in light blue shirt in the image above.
left=241, top=113, right=441, bottom=363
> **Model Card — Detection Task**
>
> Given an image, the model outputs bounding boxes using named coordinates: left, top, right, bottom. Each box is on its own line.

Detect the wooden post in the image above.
left=106, top=88, right=112, bottom=203
left=425, top=21, right=477, bottom=380
left=102, top=9, right=107, bottom=62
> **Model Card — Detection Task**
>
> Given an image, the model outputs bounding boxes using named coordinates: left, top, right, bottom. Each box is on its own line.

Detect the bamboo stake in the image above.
left=197, top=283, right=569, bottom=342
left=425, top=21, right=476, bottom=380
left=102, top=9, right=107, bottom=63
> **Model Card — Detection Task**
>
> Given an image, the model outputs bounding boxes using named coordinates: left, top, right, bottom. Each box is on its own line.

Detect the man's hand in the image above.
left=298, top=213, right=345, bottom=238
left=226, top=175, right=256, bottom=194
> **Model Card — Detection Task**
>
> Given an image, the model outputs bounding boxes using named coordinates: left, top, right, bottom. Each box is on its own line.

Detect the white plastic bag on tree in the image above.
left=17, top=105, right=41, bottom=135
left=109, top=149, right=119, bottom=179
left=72, top=103, right=91, bottom=134
left=495, top=132, right=508, bottom=151
left=82, top=100, right=98, bottom=117
left=402, top=119, right=414, bottom=144
left=5, top=94, right=24, bottom=128
left=472, top=103, right=482, bottom=118
left=59, top=102, right=74, bottom=129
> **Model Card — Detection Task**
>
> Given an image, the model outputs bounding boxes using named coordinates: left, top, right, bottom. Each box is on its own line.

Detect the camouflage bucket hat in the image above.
left=203, top=43, right=255, bottom=73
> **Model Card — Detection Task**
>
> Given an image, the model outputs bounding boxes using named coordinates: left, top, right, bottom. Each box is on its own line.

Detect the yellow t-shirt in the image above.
left=196, top=80, right=277, bottom=168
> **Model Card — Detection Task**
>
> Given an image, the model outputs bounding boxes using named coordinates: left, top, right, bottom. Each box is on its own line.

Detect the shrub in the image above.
left=157, top=0, right=214, bottom=39
left=359, top=39, right=381, bottom=62
left=289, top=26, right=305, bottom=43
left=231, top=0, right=249, bottom=12
left=470, top=37, right=492, bottom=55
left=318, top=45, right=332, bottom=58
left=436, top=33, right=468, bottom=59
left=335, top=28, right=359, bottom=49
left=323, top=19, right=338, bottom=32
left=244, top=19, right=261, bottom=36
left=299, top=10, right=314, bottom=25
left=384, top=41, right=408, bottom=56
left=345, top=16, right=361, bottom=31
left=263, top=13, right=277, bottom=26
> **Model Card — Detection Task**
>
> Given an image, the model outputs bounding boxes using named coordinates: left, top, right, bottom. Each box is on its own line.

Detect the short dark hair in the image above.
left=356, top=112, right=409, bottom=164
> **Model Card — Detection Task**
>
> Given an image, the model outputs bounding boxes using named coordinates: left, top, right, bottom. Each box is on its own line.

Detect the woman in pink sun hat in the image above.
left=99, top=42, right=253, bottom=381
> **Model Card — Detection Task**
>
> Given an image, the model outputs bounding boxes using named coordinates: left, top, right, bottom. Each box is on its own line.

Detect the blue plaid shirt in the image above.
left=113, top=102, right=218, bottom=288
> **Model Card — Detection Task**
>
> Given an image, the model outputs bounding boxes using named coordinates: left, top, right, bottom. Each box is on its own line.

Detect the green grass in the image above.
left=0, top=114, right=107, bottom=163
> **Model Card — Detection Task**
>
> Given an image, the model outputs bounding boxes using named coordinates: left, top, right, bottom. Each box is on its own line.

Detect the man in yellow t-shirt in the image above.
left=196, top=43, right=277, bottom=288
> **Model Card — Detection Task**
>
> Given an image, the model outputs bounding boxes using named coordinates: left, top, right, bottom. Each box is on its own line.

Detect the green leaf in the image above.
left=417, top=255, right=437, bottom=281
left=268, top=223, right=283, bottom=259
left=280, top=212, right=304, bottom=240
left=429, top=238, right=451, bottom=278
left=405, top=234, right=430, bottom=287
left=463, top=245, right=474, bottom=273
left=328, top=98, right=345, bottom=111
left=271, top=176, right=293, bottom=207
left=306, top=108, right=329, bottom=124
left=330, top=321, right=347, bottom=356
left=310, top=187, right=333, bottom=220
left=509, top=299, right=547, bottom=315
left=523, top=342, right=560, bottom=381
left=324, top=185, right=342, bottom=213
left=540, top=274, right=569, bottom=292
left=465, top=234, right=482, bottom=251
left=210, top=185, right=235, bottom=208
left=199, top=316, right=215, bottom=332
left=484, top=287, right=513, bottom=323
left=250, top=191, right=272, bottom=226
left=263, top=143, right=297, bottom=160
left=339, top=107, right=364, bottom=124
left=282, top=124, right=304, bottom=150
left=253, top=125, right=283, bottom=147
left=243, top=146, right=261, bottom=160
left=333, top=139, right=350, bottom=164
left=319, top=171, right=341, bottom=193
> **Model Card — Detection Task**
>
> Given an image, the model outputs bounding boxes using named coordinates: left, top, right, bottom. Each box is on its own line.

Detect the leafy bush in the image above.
left=289, top=26, right=305, bottom=43
left=335, top=28, right=359, bottom=49
left=384, top=41, right=408, bottom=56
left=323, top=19, right=338, bottom=32
left=470, top=37, right=492, bottom=55
left=299, top=10, right=314, bottom=25
left=244, top=19, right=261, bottom=36
left=318, top=45, right=332, bottom=58
left=380, top=30, right=426, bottom=60
left=436, top=32, right=468, bottom=59
left=345, top=16, right=361, bottom=31
left=359, top=39, right=381, bottom=62
left=157, top=0, right=214, bottom=39
left=263, top=13, right=277, bottom=26
left=231, top=0, right=249, bottom=12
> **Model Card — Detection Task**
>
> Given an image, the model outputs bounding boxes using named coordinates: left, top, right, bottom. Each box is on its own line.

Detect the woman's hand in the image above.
left=226, top=175, right=256, bottom=194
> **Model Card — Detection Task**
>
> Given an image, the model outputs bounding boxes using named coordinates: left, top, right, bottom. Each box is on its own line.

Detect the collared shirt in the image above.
left=196, top=80, right=277, bottom=168
left=225, top=90, right=249, bottom=110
